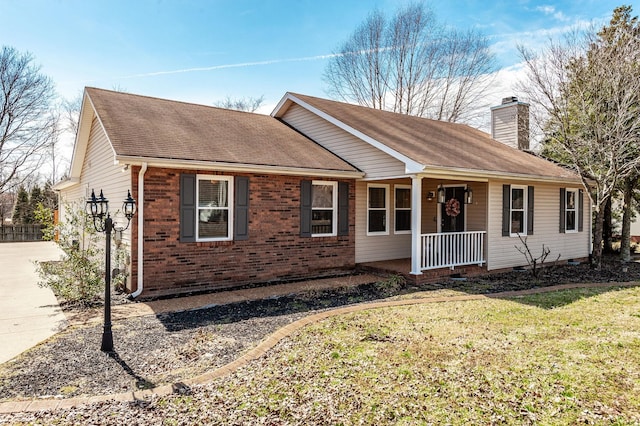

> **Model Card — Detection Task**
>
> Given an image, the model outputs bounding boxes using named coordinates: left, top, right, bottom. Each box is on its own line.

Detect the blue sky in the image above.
left=2, top=0, right=626, bottom=110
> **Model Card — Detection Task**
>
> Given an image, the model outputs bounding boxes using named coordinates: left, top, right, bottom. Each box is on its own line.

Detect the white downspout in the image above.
left=130, top=162, right=148, bottom=299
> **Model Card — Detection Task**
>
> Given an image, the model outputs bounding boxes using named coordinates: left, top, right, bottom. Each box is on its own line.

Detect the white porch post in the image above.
left=411, top=175, right=423, bottom=275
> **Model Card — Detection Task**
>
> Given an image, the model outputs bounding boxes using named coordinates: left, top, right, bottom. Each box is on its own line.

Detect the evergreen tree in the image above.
left=26, top=185, right=43, bottom=224
left=12, top=186, right=29, bottom=224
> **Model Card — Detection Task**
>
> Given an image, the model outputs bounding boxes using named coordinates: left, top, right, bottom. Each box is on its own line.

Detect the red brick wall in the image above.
left=130, top=167, right=356, bottom=298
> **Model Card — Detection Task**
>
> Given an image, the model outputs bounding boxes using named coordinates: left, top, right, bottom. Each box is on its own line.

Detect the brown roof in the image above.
left=286, top=93, right=578, bottom=180
left=85, top=88, right=359, bottom=174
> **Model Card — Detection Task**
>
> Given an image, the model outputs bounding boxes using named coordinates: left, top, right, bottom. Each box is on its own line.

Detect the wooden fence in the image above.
left=0, top=224, right=43, bottom=242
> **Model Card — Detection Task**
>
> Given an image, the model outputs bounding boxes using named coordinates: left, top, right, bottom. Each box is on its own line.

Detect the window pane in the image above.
left=312, top=184, right=333, bottom=208
left=395, top=210, right=411, bottom=231
left=566, top=211, right=576, bottom=231
left=511, top=188, right=524, bottom=209
left=199, top=180, right=228, bottom=207
left=199, top=210, right=229, bottom=238
left=511, top=211, right=524, bottom=234
left=369, top=187, right=386, bottom=208
left=312, top=210, right=333, bottom=234
left=567, top=191, right=575, bottom=209
left=369, top=210, right=386, bottom=232
left=395, top=188, right=411, bottom=209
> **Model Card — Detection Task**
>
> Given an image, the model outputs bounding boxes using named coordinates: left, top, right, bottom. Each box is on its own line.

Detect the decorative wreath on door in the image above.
left=445, top=198, right=460, bottom=217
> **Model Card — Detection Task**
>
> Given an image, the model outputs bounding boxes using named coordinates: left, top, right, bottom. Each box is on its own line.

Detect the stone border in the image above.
left=1, top=281, right=637, bottom=414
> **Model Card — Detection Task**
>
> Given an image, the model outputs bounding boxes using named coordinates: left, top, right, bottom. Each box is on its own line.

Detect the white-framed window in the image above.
left=510, top=185, right=527, bottom=236
left=565, top=188, right=578, bottom=233
left=367, top=184, right=389, bottom=235
left=394, top=185, right=411, bottom=234
left=311, top=181, right=337, bottom=236
left=197, top=175, right=233, bottom=241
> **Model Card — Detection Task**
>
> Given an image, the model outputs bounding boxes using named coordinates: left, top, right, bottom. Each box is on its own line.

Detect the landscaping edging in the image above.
left=1, top=281, right=637, bottom=414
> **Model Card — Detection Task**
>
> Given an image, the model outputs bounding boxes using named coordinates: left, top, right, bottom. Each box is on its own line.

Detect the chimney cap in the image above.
left=502, top=96, right=518, bottom=104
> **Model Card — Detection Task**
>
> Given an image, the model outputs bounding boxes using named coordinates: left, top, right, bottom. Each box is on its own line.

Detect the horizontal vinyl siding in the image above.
left=60, top=117, right=133, bottom=245
left=421, top=183, right=438, bottom=234
left=467, top=183, right=487, bottom=232
left=355, top=180, right=411, bottom=263
left=491, top=106, right=517, bottom=149
left=281, top=104, right=406, bottom=178
left=486, top=180, right=590, bottom=270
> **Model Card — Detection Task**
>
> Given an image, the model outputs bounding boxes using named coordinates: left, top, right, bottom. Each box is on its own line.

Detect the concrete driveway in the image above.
left=0, top=242, right=67, bottom=364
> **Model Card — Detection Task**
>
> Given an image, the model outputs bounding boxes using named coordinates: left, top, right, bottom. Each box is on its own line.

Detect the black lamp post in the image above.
left=86, top=189, right=136, bottom=352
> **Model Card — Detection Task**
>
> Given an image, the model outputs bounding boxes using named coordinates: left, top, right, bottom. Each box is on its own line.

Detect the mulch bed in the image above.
left=0, top=256, right=638, bottom=404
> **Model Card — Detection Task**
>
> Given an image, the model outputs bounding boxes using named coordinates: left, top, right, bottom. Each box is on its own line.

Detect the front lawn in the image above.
left=202, top=286, right=639, bottom=425
left=5, top=285, right=639, bottom=425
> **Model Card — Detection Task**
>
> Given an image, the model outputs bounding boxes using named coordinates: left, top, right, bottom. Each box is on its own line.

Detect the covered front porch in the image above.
left=355, top=176, right=488, bottom=280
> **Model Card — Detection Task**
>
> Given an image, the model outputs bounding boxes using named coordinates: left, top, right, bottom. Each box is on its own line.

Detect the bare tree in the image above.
left=214, top=95, right=265, bottom=113
left=325, top=10, right=389, bottom=111
left=323, top=2, right=496, bottom=123
left=0, top=46, right=56, bottom=194
left=518, top=6, right=640, bottom=268
left=61, top=93, right=82, bottom=136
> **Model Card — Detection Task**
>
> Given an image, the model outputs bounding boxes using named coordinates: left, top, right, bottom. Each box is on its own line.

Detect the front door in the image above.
left=441, top=186, right=465, bottom=232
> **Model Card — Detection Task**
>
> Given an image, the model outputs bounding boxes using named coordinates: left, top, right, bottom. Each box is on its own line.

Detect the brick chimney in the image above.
left=490, top=96, right=530, bottom=150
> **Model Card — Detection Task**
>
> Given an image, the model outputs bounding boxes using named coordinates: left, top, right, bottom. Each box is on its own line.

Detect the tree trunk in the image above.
left=592, top=200, right=606, bottom=269
left=603, top=197, right=614, bottom=253
left=620, top=177, right=639, bottom=262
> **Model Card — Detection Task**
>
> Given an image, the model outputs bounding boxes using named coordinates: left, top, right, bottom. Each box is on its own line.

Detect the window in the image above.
left=311, top=181, right=337, bottom=236
left=394, top=185, right=411, bottom=233
left=560, top=188, right=582, bottom=233
left=502, top=184, right=534, bottom=237
left=565, top=189, right=578, bottom=232
left=197, top=175, right=233, bottom=241
left=368, top=184, right=389, bottom=235
left=510, top=185, right=526, bottom=236
left=300, top=180, right=348, bottom=237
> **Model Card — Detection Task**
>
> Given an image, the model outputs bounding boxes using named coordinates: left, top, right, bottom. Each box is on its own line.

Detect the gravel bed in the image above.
left=1, top=257, right=639, bottom=424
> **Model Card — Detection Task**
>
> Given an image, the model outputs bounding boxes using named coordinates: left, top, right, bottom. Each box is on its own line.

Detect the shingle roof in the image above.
left=85, top=88, right=360, bottom=174
left=285, top=93, right=578, bottom=181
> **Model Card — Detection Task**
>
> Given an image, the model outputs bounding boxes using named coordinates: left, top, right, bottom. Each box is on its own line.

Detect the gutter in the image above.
left=130, top=162, right=148, bottom=299
left=115, top=156, right=364, bottom=179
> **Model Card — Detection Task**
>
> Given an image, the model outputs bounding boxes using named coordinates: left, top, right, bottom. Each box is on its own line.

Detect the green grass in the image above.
left=159, top=285, right=640, bottom=425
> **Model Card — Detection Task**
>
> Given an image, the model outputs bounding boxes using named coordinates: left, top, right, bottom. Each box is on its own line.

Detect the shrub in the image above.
left=33, top=202, right=55, bottom=241
left=35, top=203, right=104, bottom=307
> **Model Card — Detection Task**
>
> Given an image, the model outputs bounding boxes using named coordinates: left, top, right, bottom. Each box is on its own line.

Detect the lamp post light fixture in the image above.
left=86, top=189, right=136, bottom=352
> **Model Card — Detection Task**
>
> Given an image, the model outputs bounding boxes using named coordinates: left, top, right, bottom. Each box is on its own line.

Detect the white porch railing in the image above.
left=421, top=231, right=486, bottom=270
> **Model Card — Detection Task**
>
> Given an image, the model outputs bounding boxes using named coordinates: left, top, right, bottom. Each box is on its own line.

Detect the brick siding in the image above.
left=130, top=167, right=356, bottom=298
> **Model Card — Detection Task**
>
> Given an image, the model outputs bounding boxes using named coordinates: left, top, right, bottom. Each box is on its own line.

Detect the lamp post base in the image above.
left=101, top=326, right=114, bottom=352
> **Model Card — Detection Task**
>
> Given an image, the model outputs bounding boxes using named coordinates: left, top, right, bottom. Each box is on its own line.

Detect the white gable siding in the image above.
left=486, top=180, right=590, bottom=270
left=280, top=104, right=406, bottom=179
left=355, top=180, right=411, bottom=263
left=59, top=117, right=132, bottom=244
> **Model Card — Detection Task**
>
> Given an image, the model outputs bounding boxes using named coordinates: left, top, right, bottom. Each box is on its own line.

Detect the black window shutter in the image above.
left=559, top=188, right=566, bottom=233
left=527, top=186, right=534, bottom=235
left=300, top=180, right=312, bottom=237
left=234, top=176, right=249, bottom=240
left=338, top=182, right=349, bottom=236
left=578, top=189, right=584, bottom=232
left=180, top=174, right=196, bottom=242
left=502, top=184, right=511, bottom=236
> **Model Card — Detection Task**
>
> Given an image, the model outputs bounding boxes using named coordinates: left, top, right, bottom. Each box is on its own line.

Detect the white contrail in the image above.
left=119, top=53, right=342, bottom=79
